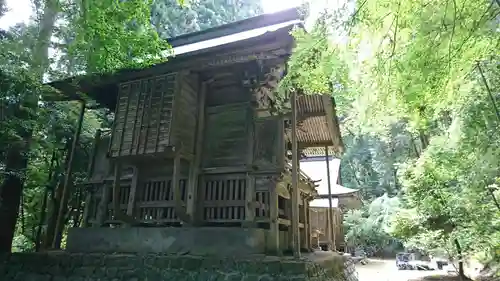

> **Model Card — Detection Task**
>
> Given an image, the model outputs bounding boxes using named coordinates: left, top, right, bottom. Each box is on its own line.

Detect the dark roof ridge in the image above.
left=166, top=7, right=303, bottom=48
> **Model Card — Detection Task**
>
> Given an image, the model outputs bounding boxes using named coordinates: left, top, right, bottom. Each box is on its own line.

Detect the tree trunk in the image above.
left=454, top=238, right=466, bottom=280
left=418, top=130, right=429, bottom=150
left=0, top=0, right=59, bottom=253
left=0, top=143, right=29, bottom=252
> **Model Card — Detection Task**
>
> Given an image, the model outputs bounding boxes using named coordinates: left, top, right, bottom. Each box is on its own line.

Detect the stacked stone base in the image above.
left=0, top=252, right=358, bottom=281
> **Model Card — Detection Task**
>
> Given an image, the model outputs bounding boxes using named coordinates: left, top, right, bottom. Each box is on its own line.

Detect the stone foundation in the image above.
left=0, top=252, right=358, bottom=281
left=66, top=227, right=267, bottom=256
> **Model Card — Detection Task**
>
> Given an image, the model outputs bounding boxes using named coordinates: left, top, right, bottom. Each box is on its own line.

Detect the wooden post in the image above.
left=244, top=175, right=255, bottom=226
left=291, top=91, right=300, bottom=258
left=325, top=146, right=335, bottom=251
left=95, top=182, right=110, bottom=227
left=111, top=162, right=123, bottom=222
left=285, top=190, right=293, bottom=251
left=52, top=100, right=86, bottom=249
left=81, top=190, right=93, bottom=228
left=301, top=196, right=310, bottom=251
left=187, top=82, right=207, bottom=225
left=268, top=184, right=280, bottom=254
left=245, top=99, right=255, bottom=226
left=126, top=166, right=139, bottom=217
left=173, top=151, right=190, bottom=223
left=305, top=198, right=312, bottom=250
left=87, top=129, right=102, bottom=180
left=81, top=129, right=102, bottom=227
left=35, top=149, right=56, bottom=252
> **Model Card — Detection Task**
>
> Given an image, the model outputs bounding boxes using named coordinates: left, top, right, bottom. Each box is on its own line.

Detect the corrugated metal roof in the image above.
left=297, top=116, right=331, bottom=144
left=297, top=94, right=325, bottom=115
left=293, top=94, right=344, bottom=155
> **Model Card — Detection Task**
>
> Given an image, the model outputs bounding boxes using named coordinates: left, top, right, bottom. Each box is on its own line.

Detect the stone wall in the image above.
left=66, top=227, right=267, bottom=256
left=0, top=252, right=358, bottom=281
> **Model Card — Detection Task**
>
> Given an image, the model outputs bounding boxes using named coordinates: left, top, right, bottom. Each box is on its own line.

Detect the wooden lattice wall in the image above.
left=109, top=72, right=198, bottom=158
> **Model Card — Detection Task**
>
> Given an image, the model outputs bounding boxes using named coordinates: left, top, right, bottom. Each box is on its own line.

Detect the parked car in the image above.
left=397, top=252, right=437, bottom=270
left=396, top=252, right=413, bottom=270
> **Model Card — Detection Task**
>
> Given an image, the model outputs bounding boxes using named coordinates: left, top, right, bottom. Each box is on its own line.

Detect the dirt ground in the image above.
left=355, top=259, right=463, bottom=281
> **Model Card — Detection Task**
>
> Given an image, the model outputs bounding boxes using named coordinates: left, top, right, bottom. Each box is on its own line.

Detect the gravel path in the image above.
left=355, top=259, right=456, bottom=281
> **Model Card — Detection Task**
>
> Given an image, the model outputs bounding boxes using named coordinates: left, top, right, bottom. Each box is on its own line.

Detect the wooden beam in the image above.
left=298, top=141, right=333, bottom=149
left=291, top=91, right=300, bottom=258
left=52, top=100, right=86, bottom=249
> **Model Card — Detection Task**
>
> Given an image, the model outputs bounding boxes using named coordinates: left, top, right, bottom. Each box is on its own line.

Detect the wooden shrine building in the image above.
left=47, top=8, right=344, bottom=256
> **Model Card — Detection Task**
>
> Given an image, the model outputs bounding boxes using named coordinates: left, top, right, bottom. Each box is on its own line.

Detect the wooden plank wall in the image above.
left=172, top=73, right=198, bottom=153
left=110, top=74, right=176, bottom=158
left=202, top=103, right=249, bottom=168
left=309, top=207, right=343, bottom=248
left=253, top=117, right=282, bottom=170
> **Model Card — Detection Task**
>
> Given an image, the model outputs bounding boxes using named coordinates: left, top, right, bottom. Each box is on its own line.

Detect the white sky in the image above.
left=0, top=0, right=304, bottom=29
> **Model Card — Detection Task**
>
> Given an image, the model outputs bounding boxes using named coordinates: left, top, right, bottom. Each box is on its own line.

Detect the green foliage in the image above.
left=1, top=0, right=263, bottom=252
left=344, top=194, right=403, bottom=255
left=66, top=0, right=170, bottom=74
left=279, top=12, right=352, bottom=112
left=282, top=0, right=500, bottom=261
left=151, top=0, right=262, bottom=39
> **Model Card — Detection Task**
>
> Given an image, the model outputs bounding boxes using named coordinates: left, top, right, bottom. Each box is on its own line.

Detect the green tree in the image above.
left=151, top=0, right=263, bottom=38
left=280, top=0, right=500, bottom=273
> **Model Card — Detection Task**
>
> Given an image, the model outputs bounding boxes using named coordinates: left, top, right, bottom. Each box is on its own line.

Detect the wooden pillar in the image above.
left=81, top=188, right=93, bottom=228
left=111, top=162, right=123, bottom=223
left=325, top=146, right=335, bottom=251
left=187, top=82, right=207, bottom=225
left=95, top=183, right=110, bottom=227
left=303, top=196, right=311, bottom=251
left=126, top=166, right=139, bottom=217
left=172, top=152, right=188, bottom=223
left=285, top=194, right=292, bottom=250
left=300, top=194, right=307, bottom=250
left=35, top=150, right=57, bottom=251
left=244, top=95, right=255, bottom=226
left=81, top=129, right=102, bottom=228
left=52, top=100, right=86, bottom=249
left=268, top=184, right=280, bottom=254
left=291, top=91, right=300, bottom=258
left=244, top=175, right=255, bottom=226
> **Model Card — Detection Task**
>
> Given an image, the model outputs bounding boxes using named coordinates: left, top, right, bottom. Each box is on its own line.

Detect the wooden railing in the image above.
left=201, top=174, right=247, bottom=223
left=136, top=178, right=187, bottom=222
left=86, top=173, right=307, bottom=227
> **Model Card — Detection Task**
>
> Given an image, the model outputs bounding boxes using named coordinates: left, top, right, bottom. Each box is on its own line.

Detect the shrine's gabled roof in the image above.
left=46, top=7, right=345, bottom=155
left=46, top=8, right=303, bottom=109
